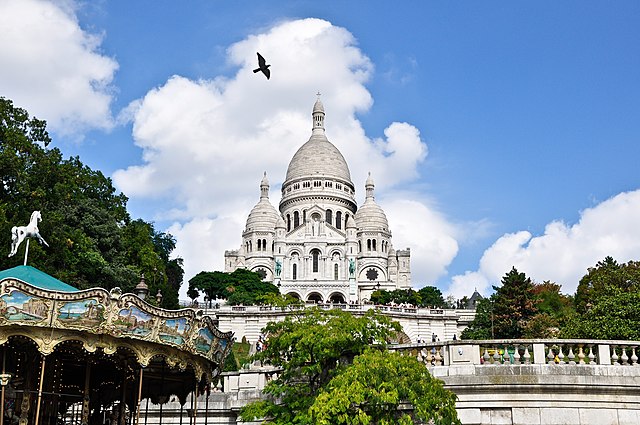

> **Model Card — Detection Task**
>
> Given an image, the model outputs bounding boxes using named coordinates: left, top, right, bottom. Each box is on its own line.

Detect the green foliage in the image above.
left=563, top=290, right=640, bottom=340
left=258, top=292, right=304, bottom=308
left=563, top=258, right=640, bottom=339
left=492, top=267, right=537, bottom=339
left=223, top=341, right=252, bottom=372
left=575, top=257, right=640, bottom=314
left=189, top=268, right=278, bottom=305
left=418, top=285, right=446, bottom=307
left=524, top=281, right=574, bottom=338
left=239, top=308, right=402, bottom=424
left=460, top=297, right=495, bottom=340
left=370, top=286, right=446, bottom=308
left=0, top=97, right=182, bottom=308
left=310, top=349, right=460, bottom=425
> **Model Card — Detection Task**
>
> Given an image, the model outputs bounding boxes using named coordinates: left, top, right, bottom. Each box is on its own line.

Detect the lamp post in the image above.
left=134, top=274, right=149, bottom=300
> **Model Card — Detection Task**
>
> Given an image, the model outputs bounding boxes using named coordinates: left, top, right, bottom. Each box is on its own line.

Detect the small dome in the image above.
left=355, top=174, right=389, bottom=231
left=246, top=174, right=279, bottom=231
left=246, top=199, right=279, bottom=231
left=355, top=199, right=389, bottom=231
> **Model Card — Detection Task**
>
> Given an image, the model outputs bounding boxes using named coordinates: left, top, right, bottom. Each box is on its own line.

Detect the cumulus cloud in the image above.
left=112, top=18, right=458, bottom=295
left=0, top=0, right=117, bottom=137
left=446, top=190, right=640, bottom=298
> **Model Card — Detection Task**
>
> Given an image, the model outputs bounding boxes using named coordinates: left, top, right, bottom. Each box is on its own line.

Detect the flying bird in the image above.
left=253, top=52, right=271, bottom=80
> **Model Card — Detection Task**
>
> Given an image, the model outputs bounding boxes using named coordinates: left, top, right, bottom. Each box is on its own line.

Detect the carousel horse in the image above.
left=8, top=211, right=49, bottom=257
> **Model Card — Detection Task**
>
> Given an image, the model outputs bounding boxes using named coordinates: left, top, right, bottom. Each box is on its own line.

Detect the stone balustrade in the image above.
left=388, top=339, right=640, bottom=367
left=144, top=338, right=640, bottom=424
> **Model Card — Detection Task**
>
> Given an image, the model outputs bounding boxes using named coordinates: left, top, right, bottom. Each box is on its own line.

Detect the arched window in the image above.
left=372, top=239, right=377, bottom=251
left=358, top=241, right=362, bottom=252
left=334, top=263, right=339, bottom=280
left=294, top=211, right=299, bottom=228
left=257, top=239, right=262, bottom=251
left=326, top=209, right=333, bottom=225
left=345, top=213, right=349, bottom=225
left=263, top=239, right=267, bottom=251
left=336, top=211, right=342, bottom=229
left=303, top=210, right=307, bottom=223
left=287, top=214, right=291, bottom=232
left=312, top=249, right=320, bottom=273
left=292, top=263, right=297, bottom=280
left=367, top=239, right=372, bottom=251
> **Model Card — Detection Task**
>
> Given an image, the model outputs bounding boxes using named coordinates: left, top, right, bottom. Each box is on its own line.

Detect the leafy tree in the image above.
left=418, top=285, right=446, bottom=308
left=524, top=281, right=574, bottom=338
left=258, top=292, right=304, bottom=308
left=575, top=257, right=640, bottom=314
left=492, top=267, right=537, bottom=339
left=369, top=289, right=421, bottom=306
left=239, top=308, right=403, bottom=423
left=0, top=97, right=183, bottom=307
left=564, top=258, right=640, bottom=339
left=563, top=290, right=640, bottom=340
left=310, top=349, right=460, bottom=425
left=460, top=297, right=495, bottom=340
left=189, top=269, right=278, bottom=305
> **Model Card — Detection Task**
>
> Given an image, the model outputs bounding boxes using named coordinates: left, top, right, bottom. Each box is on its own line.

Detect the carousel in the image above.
left=1, top=213, right=234, bottom=425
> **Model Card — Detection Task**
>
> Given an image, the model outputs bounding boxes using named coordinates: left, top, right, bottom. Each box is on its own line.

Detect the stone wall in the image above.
left=142, top=339, right=640, bottom=425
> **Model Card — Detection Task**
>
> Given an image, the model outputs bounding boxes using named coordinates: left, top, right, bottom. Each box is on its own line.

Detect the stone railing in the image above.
left=387, top=339, right=640, bottom=367
left=192, top=301, right=468, bottom=317
left=142, top=338, right=640, bottom=424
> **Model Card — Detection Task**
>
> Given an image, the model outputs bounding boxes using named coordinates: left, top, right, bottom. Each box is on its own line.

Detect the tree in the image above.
left=524, top=281, right=574, bottom=338
left=369, top=289, right=421, bottom=306
left=575, top=257, right=640, bottom=314
left=418, top=285, right=446, bottom=308
left=240, top=308, right=459, bottom=424
left=460, top=297, right=495, bottom=340
left=564, top=257, right=640, bottom=340
left=0, top=97, right=183, bottom=307
left=240, top=308, right=396, bottom=423
left=563, top=290, right=640, bottom=340
left=492, top=267, right=537, bottom=339
left=310, top=349, right=460, bottom=425
left=188, top=269, right=278, bottom=305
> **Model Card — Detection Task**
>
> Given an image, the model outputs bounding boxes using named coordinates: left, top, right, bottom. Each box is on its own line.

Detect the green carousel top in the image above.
left=0, top=265, right=79, bottom=292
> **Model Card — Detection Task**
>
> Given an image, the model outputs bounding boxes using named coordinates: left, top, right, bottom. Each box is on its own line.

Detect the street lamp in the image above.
left=134, top=274, right=149, bottom=300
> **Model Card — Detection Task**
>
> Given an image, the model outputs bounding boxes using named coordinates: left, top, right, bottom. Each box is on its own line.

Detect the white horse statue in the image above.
left=8, top=211, right=49, bottom=258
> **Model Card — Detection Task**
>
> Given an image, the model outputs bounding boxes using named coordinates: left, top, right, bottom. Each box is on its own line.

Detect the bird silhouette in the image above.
left=253, top=52, right=271, bottom=80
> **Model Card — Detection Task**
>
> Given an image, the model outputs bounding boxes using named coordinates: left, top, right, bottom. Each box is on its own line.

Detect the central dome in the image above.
left=284, top=99, right=352, bottom=184
left=284, top=136, right=352, bottom=182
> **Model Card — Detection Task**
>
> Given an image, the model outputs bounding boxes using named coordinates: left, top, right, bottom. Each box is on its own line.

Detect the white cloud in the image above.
left=381, top=198, right=458, bottom=285
left=447, top=190, right=640, bottom=298
left=0, top=0, right=117, bottom=137
left=112, top=18, right=459, bottom=298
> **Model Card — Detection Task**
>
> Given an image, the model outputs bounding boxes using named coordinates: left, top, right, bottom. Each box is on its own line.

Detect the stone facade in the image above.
left=224, top=99, right=411, bottom=303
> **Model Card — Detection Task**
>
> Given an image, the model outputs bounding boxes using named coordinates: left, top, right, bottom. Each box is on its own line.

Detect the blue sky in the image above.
left=1, top=1, right=639, bottom=299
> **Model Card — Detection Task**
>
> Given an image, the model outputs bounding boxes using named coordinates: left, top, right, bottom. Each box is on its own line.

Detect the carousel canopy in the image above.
left=0, top=265, right=78, bottom=292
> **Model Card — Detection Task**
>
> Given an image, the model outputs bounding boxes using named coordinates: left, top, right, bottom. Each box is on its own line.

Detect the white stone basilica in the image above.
left=224, top=98, right=411, bottom=303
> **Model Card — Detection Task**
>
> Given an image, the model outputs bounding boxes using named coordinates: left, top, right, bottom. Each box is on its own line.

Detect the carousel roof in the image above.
left=0, top=265, right=78, bottom=292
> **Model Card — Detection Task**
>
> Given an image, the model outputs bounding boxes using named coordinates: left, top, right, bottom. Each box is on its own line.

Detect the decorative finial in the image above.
left=316, top=91, right=321, bottom=99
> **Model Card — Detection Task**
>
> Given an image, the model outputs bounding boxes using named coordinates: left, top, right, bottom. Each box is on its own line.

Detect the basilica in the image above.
left=224, top=98, right=411, bottom=303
